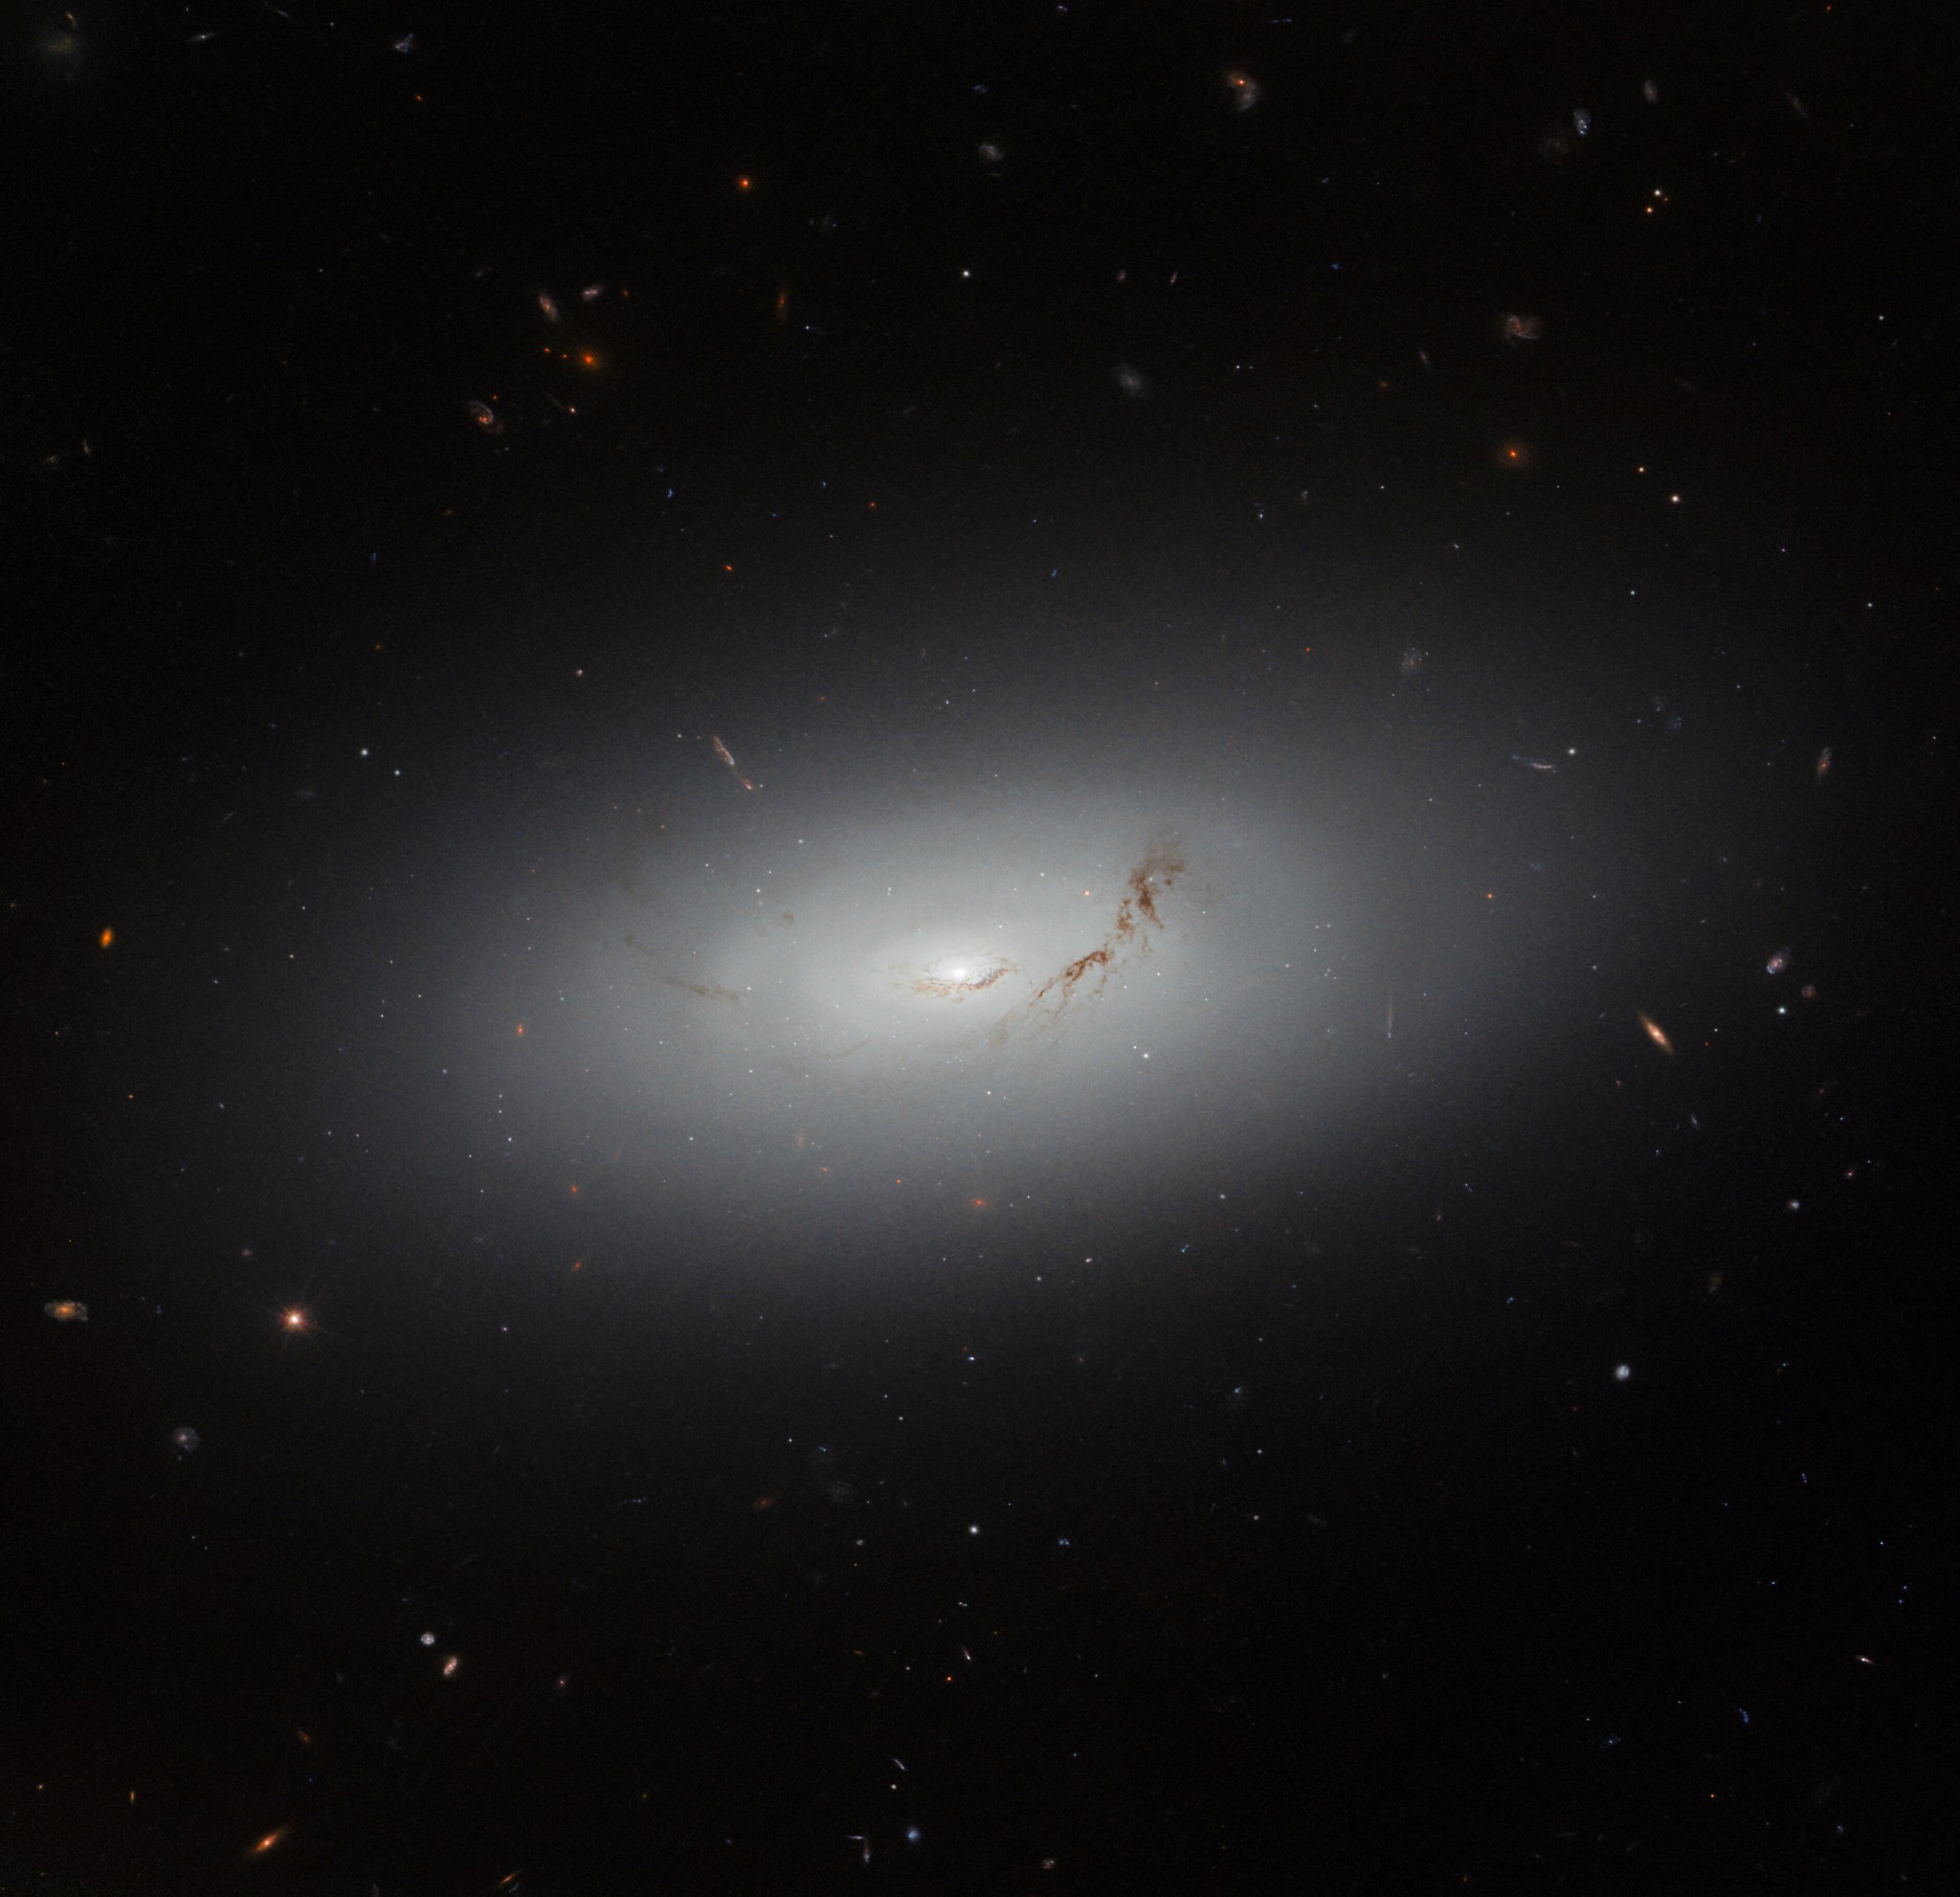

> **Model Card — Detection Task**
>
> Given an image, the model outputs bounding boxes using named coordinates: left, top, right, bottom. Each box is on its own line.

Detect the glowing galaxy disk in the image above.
left=442, top=687, right=1358, bottom=1240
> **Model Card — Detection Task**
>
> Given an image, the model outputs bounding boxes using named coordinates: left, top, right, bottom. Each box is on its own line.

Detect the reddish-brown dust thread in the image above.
left=1003, top=832, right=1187, bottom=1038
left=912, top=960, right=1014, bottom=1001
left=1043, top=946, right=1113, bottom=998
left=1114, top=835, right=1186, bottom=940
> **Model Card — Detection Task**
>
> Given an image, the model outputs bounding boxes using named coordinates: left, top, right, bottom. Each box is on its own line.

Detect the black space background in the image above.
left=7, top=3, right=1950, bottom=1893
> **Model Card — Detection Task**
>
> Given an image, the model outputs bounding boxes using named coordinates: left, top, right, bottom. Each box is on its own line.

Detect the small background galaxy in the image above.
left=9, top=3, right=1947, bottom=1892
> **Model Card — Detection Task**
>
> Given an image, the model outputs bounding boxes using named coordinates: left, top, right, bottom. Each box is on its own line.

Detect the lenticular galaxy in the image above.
left=444, top=674, right=1355, bottom=1248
